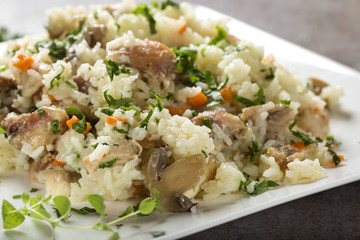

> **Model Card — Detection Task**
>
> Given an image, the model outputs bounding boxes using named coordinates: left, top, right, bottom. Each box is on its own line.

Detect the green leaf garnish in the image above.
left=208, top=26, right=231, bottom=49
left=151, top=231, right=166, bottom=238
left=37, top=109, right=46, bottom=117
left=30, top=188, right=39, bottom=193
left=99, top=157, right=119, bottom=169
left=250, top=180, right=279, bottom=196
left=66, top=107, right=85, bottom=119
left=202, top=117, right=213, bottom=129
left=280, top=99, right=291, bottom=106
left=133, top=4, right=157, bottom=34
left=72, top=117, right=87, bottom=134
left=138, top=198, right=155, bottom=215
left=233, top=87, right=265, bottom=107
left=2, top=199, right=25, bottom=229
left=288, top=119, right=315, bottom=146
left=0, top=127, right=6, bottom=134
left=101, top=90, right=133, bottom=116
left=160, top=0, right=179, bottom=10
left=87, top=194, right=106, bottom=217
left=51, top=119, right=61, bottom=134
left=139, top=109, right=153, bottom=130
left=49, top=65, right=65, bottom=90
left=0, top=65, right=7, bottom=72
left=244, top=140, right=260, bottom=163
left=53, top=196, right=71, bottom=221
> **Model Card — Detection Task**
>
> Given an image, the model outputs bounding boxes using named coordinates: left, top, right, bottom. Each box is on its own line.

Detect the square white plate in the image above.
left=1, top=4, right=360, bottom=240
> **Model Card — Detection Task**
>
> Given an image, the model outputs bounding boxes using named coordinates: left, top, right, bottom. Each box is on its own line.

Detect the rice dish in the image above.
left=0, top=0, right=344, bottom=212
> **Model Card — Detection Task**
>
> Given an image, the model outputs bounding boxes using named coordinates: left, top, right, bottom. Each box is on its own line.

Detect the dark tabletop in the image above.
left=1, top=0, right=359, bottom=239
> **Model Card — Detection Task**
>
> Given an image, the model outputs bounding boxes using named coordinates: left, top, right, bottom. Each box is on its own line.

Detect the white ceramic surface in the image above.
left=1, top=5, right=360, bottom=240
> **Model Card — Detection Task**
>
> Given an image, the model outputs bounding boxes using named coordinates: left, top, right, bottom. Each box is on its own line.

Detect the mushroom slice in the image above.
left=147, top=148, right=218, bottom=212
left=83, top=140, right=142, bottom=173
left=85, top=24, right=107, bottom=48
left=45, top=166, right=80, bottom=196
left=267, top=145, right=305, bottom=171
left=296, top=107, right=329, bottom=139
left=107, top=35, right=175, bottom=91
left=0, top=76, right=17, bottom=89
left=73, top=75, right=90, bottom=94
left=309, top=77, right=329, bottom=95
left=1, top=106, right=68, bottom=150
left=29, top=151, right=54, bottom=182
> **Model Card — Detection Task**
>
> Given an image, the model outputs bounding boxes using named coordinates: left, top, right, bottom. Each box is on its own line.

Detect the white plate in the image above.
left=1, top=4, right=360, bottom=240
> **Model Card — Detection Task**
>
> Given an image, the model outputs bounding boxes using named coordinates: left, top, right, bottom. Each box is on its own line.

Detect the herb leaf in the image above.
left=87, top=194, right=106, bottom=217
left=233, top=87, right=265, bottom=107
left=70, top=206, right=97, bottom=215
left=51, top=119, right=61, bottom=134
left=328, top=149, right=341, bottom=166
left=288, top=119, right=315, bottom=146
left=66, top=107, right=85, bottom=119
left=280, top=99, right=291, bottom=106
left=151, top=231, right=166, bottom=238
left=37, top=109, right=46, bottom=117
left=72, top=117, right=87, bottom=134
left=138, top=198, right=155, bottom=215
left=2, top=200, right=25, bottom=229
left=105, top=59, right=120, bottom=81
left=0, top=127, right=6, bottom=134
left=160, top=0, right=179, bottom=10
left=250, top=180, right=279, bottom=196
left=208, top=26, right=230, bottom=49
left=244, top=140, right=260, bottom=163
left=102, top=90, right=133, bottom=116
left=53, top=196, right=71, bottom=220
left=49, top=65, right=65, bottom=90
left=202, top=117, right=213, bottom=129
left=133, top=4, right=157, bottom=34
left=99, top=157, right=119, bottom=169
left=139, top=109, right=153, bottom=129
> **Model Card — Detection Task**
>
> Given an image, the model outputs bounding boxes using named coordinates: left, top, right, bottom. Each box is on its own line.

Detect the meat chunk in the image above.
left=1, top=107, right=68, bottom=150
left=85, top=24, right=107, bottom=48
left=0, top=76, right=17, bottom=89
left=45, top=166, right=80, bottom=196
left=107, top=35, right=175, bottom=90
left=267, top=145, right=305, bottom=171
left=82, top=140, right=142, bottom=173
left=29, top=151, right=54, bottom=182
left=147, top=147, right=218, bottom=212
left=309, top=77, right=329, bottom=95
left=297, top=107, right=329, bottom=139
left=73, top=75, right=90, bottom=94
left=241, top=104, right=294, bottom=143
left=192, top=110, right=248, bottom=140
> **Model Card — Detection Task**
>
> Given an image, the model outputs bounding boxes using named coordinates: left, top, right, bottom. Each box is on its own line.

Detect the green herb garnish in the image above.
left=37, top=109, right=46, bottom=117
left=51, top=119, right=61, bottom=134
left=139, top=109, right=153, bottom=130
left=202, top=117, right=213, bottom=129
left=0, top=127, right=6, bottom=134
left=70, top=206, right=97, bottom=215
left=244, top=140, right=260, bottom=163
left=101, top=90, right=133, bottom=116
left=288, top=119, right=315, bottom=146
left=280, top=99, right=291, bottom=106
left=208, top=26, right=230, bottom=49
left=160, top=0, right=179, bottom=10
left=151, top=231, right=166, bottom=238
left=201, top=150, right=208, bottom=158
left=99, top=157, right=119, bottom=169
left=0, top=65, right=7, bottom=72
left=233, top=87, right=265, bottom=107
left=250, top=180, right=279, bottom=196
left=133, top=4, right=157, bottom=34
left=65, top=80, right=78, bottom=90
left=49, top=65, right=65, bottom=90
left=30, top=188, right=39, bottom=193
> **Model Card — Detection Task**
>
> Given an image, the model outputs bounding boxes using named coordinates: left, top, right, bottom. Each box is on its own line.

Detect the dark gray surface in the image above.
left=182, top=1, right=360, bottom=239
left=1, top=1, right=359, bottom=239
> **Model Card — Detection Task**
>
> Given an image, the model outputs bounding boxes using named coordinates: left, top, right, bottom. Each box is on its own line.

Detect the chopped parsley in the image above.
left=239, top=172, right=279, bottom=195
left=244, top=140, right=260, bottom=163
left=233, top=87, right=265, bottom=107
left=93, top=11, right=98, bottom=20
left=288, top=119, right=315, bottom=146
left=260, top=67, right=275, bottom=80
left=105, top=59, right=131, bottom=81
left=0, top=65, right=7, bottom=72
left=192, top=111, right=199, bottom=117
left=65, top=80, right=78, bottom=90
left=70, top=206, right=97, bottom=215
left=99, top=157, right=119, bottom=169
left=139, top=109, right=153, bottom=130
left=30, top=188, right=39, bottom=193
left=280, top=99, right=291, bottom=106
left=72, top=117, right=87, bottom=134
left=151, top=231, right=166, bottom=238
left=66, top=107, right=85, bottom=119
left=49, top=65, right=65, bottom=90
left=160, top=0, right=179, bottom=10
left=132, top=4, right=157, bottom=34
left=51, top=119, right=61, bottom=134
left=201, top=150, right=208, bottom=158
left=328, top=149, right=341, bottom=166
left=208, top=26, right=231, bottom=49
left=37, top=109, right=46, bottom=117
left=101, top=90, right=133, bottom=116
left=0, top=127, right=6, bottom=134
left=202, top=117, right=213, bottom=129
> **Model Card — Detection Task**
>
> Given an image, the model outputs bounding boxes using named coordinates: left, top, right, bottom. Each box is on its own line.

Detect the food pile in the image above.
left=0, top=0, right=344, bottom=212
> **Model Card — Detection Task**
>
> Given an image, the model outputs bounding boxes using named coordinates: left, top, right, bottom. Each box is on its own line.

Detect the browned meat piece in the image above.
left=82, top=140, right=142, bottom=173
left=297, top=107, right=329, bottom=139
left=267, top=145, right=305, bottom=171
left=309, top=77, right=329, bottom=95
left=0, top=76, right=17, bottom=89
left=73, top=75, right=90, bottom=94
left=1, top=106, right=68, bottom=150
left=107, top=39, right=175, bottom=90
left=242, top=104, right=294, bottom=142
left=226, top=34, right=240, bottom=45
left=85, top=24, right=107, bottom=48
left=45, top=166, right=81, bottom=196
left=192, top=110, right=248, bottom=140
left=147, top=147, right=218, bottom=212
left=29, top=151, right=54, bottom=182
left=64, top=50, right=77, bottom=63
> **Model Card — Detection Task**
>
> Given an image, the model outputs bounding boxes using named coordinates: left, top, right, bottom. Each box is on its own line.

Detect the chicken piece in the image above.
left=192, top=110, right=248, bottom=140
left=85, top=24, right=107, bottom=48
left=45, top=166, right=81, bottom=196
left=267, top=145, right=305, bottom=171
left=73, top=75, right=90, bottom=94
left=107, top=36, right=175, bottom=90
left=1, top=106, right=68, bottom=150
left=0, top=76, right=17, bottom=89
left=147, top=147, right=218, bottom=212
left=241, top=104, right=294, bottom=142
left=309, top=77, right=329, bottom=95
left=82, top=140, right=142, bottom=173
left=29, top=151, right=54, bottom=182
left=297, top=107, right=329, bottom=139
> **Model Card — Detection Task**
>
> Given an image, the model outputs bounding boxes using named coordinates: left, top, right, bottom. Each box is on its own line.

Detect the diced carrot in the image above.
left=289, top=142, right=311, bottom=151
left=53, top=158, right=66, bottom=167
left=13, top=54, right=34, bottom=71
left=186, top=92, right=208, bottom=108
left=132, top=184, right=144, bottom=195
left=66, top=115, right=80, bottom=129
left=165, top=105, right=186, bottom=116
left=106, top=116, right=128, bottom=126
left=178, top=24, right=187, bottom=35
left=219, top=85, right=233, bottom=102
left=82, top=122, right=92, bottom=135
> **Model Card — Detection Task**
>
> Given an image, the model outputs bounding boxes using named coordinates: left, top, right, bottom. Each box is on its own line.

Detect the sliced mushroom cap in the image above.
left=147, top=148, right=218, bottom=212
left=309, top=77, right=329, bottom=95
left=107, top=38, right=175, bottom=91
left=241, top=104, right=294, bottom=142
left=267, top=145, right=305, bottom=171
left=192, top=110, right=248, bottom=140
left=85, top=24, right=107, bottom=48
left=73, top=75, right=90, bottom=94
left=296, top=107, right=329, bottom=139
left=45, top=166, right=81, bottom=196
left=83, top=140, right=142, bottom=173
left=0, top=76, right=17, bottom=89
left=1, top=106, right=68, bottom=151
